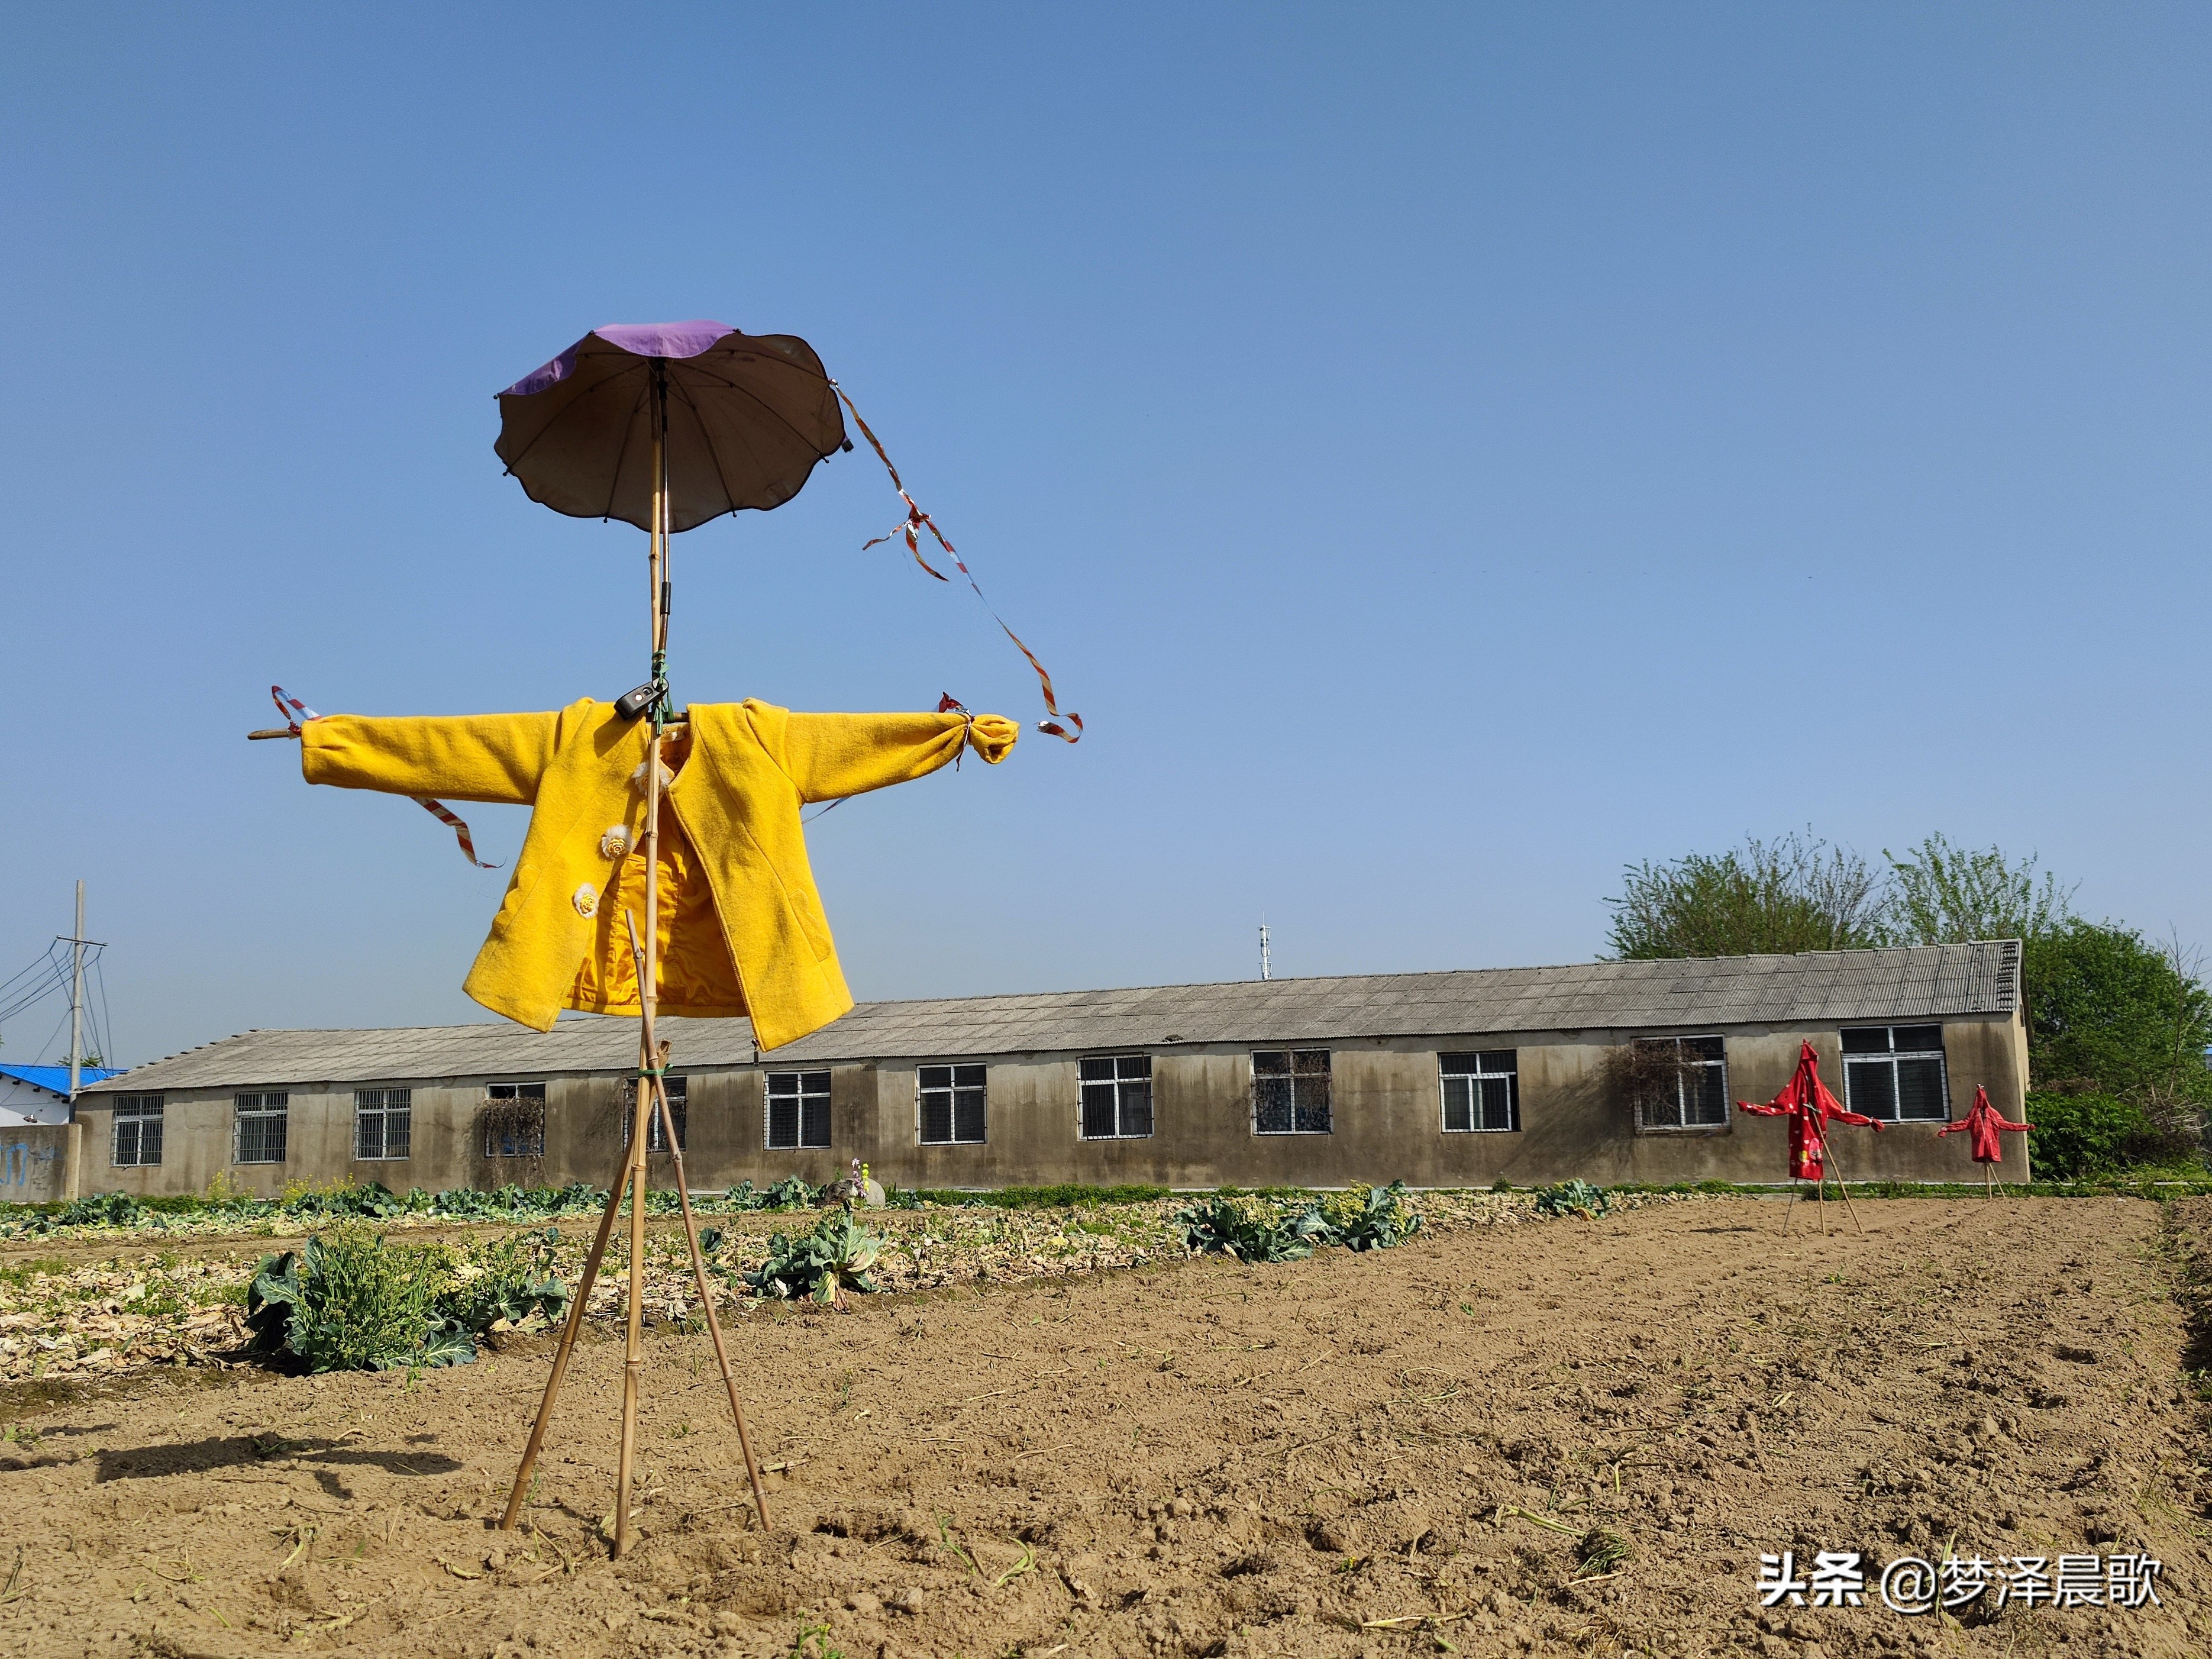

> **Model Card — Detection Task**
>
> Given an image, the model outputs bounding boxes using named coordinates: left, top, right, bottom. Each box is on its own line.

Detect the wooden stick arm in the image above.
left=247, top=719, right=689, bottom=741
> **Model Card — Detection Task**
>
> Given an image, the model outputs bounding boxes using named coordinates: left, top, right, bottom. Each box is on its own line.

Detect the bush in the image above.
left=2024, top=1091, right=2203, bottom=1181
left=247, top=1223, right=473, bottom=1371
left=245, top=1223, right=573, bottom=1371
left=1533, top=1180, right=1613, bottom=1219
left=1175, top=1194, right=1331, bottom=1263
left=56, top=1192, right=148, bottom=1229
left=440, top=1227, right=570, bottom=1334
left=282, top=1180, right=409, bottom=1220
left=1318, top=1182, right=1423, bottom=1251
left=760, top=1176, right=816, bottom=1212
left=741, top=1213, right=884, bottom=1306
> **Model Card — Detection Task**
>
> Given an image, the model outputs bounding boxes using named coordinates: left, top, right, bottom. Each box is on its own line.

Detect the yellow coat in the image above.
left=301, top=698, right=1015, bottom=1048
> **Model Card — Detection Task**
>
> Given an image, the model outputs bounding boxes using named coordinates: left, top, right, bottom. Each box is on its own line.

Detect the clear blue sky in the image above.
left=4, top=6, right=2206, bottom=1066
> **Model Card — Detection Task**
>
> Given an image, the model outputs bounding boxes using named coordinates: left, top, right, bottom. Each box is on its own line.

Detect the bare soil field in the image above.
left=0, top=1195, right=2206, bottom=1659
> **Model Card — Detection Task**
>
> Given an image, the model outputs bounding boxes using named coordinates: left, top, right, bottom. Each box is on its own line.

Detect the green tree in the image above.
left=2025, top=921, right=2212, bottom=1103
left=1882, top=833, right=2074, bottom=945
left=1603, top=832, right=1890, bottom=960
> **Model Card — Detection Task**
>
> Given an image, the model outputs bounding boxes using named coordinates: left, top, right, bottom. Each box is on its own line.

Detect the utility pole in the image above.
left=67, top=882, right=85, bottom=1102
left=1258, top=919, right=1271, bottom=982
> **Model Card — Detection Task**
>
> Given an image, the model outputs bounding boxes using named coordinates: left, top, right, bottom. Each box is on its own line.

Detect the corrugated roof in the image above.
left=82, top=943, right=2017, bottom=1093
left=0, top=1064, right=124, bottom=1099
left=768, top=941, right=2019, bottom=1061
left=78, top=1018, right=760, bottom=1095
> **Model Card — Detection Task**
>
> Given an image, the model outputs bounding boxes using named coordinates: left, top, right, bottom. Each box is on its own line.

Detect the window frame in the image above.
left=1079, top=1054, right=1155, bottom=1140
left=353, top=1087, right=413, bottom=1162
left=112, top=1094, right=164, bottom=1168
left=1632, top=1036, right=1730, bottom=1132
left=1840, top=1025, right=1951, bottom=1123
left=1251, top=1048, right=1333, bottom=1135
left=917, top=1064, right=987, bottom=1145
left=765, top=1071, right=831, bottom=1151
left=483, top=1081, right=547, bottom=1158
left=1439, top=1051, right=1519, bottom=1133
left=621, top=1075, right=688, bottom=1151
left=233, top=1090, right=289, bottom=1166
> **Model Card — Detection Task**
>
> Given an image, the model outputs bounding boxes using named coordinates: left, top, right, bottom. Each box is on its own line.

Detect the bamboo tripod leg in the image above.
left=1781, top=1183, right=1797, bottom=1236
left=499, top=1149, right=632, bottom=1530
left=652, top=1076, right=773, bottom=1533
left=1819, top=1132, right=1867, bottom=1237
left=613, top=1076, right=653, bottom=1555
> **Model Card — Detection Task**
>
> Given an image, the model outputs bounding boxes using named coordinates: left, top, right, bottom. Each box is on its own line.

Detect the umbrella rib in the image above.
left=598, top=377, right=652, bottom=522
left=666, top=377, right=749, bottom=519
left=678, top=359, right=835, bottom=457
left=497, top=360, right=650, bottom=475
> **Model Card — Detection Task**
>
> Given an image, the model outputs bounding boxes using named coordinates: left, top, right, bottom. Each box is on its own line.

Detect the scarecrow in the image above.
left=285, top=694, right=1015, bottom=1045
left=1738, top=1040, right=1884, bottom=1234
left=254, top=321, right=1075, bottom=1555
left=1936, top=1085, right=2033, bottom=1196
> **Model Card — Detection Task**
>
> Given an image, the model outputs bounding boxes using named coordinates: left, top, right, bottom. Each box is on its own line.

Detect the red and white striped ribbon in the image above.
left=271, top=685, right=500, bottom=869
left=832, top=386, right=1083, bottom=744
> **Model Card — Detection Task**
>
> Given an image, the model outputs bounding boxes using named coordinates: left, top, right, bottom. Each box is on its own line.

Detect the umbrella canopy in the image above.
left=495, top=321, right=847, bottom=532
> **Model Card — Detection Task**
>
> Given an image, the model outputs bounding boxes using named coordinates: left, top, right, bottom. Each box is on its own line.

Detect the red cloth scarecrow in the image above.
left=1936, top=1085, right=2033, bottom=1164
left=1738, top=1040, right=1884, bottom=1181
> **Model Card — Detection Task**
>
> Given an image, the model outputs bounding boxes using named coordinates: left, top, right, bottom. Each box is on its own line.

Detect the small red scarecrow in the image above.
left=1936, top=1085, right=2033, bottom=1196
left=1738, top=1040, right=1884, bottom=1233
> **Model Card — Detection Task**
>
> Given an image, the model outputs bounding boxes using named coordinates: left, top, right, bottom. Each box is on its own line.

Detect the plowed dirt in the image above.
left=2, top=1195, right=2207, bottom=1658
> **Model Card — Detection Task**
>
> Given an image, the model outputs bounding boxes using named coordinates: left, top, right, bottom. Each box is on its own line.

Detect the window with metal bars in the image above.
left=1252, top=1050, right=1331, bottom=1134
left=1439, top=1052, right=1518, bottom=1132
left=766, top=1071, right=831, bottom=1150
left=112, top=1095, right=163, bottom=1167
left=233, top=1091, right=289, bottom=1164
left=1841, top=1025, right=1949, bottom=1122
left=483, top=1082, right=546, bottom=1157
left=1634, top=1037, right=1729, bottom=1129
left=1080, top=1055, right=1154, bottom=1139
left=354, top=1087, right=412, bottom=1161
left=918, top=1064, right=986, bottom=1144
left=621, top=1076, right=687, bottom=1151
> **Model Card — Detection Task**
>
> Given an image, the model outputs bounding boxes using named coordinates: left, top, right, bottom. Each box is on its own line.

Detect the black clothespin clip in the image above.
left=615, top=680, right=666, bottom=722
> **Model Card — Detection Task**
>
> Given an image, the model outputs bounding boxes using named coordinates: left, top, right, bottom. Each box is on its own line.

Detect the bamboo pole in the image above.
left=616, top=938, right=772, bottom=1535
left=650, top=1070, right=771, bottom=1532
left=612, top=373, right=671, bottom=1560
left=500, top=359, right=768, bottom=1553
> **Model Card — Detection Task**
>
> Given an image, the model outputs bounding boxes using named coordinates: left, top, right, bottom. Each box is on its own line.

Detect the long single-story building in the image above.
left=66, top=943, right=2030, bottom=1198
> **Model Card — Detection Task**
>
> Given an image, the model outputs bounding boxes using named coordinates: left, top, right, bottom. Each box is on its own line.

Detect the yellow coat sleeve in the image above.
left=300, top=708, right=567, bottom=804
left=749, top=704, right=1018, bottom=803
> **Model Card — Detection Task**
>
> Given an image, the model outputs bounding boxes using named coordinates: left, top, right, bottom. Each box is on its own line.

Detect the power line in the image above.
left=0, top=941, right=105, bottom=1032
left=91, top=954, right=116, bottom=1068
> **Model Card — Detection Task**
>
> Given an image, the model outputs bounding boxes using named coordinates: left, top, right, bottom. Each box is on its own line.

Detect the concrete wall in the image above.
left=0, top=1124, right=77, bottom=1203
left=68, top=1009, right=2030, bottom=1197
